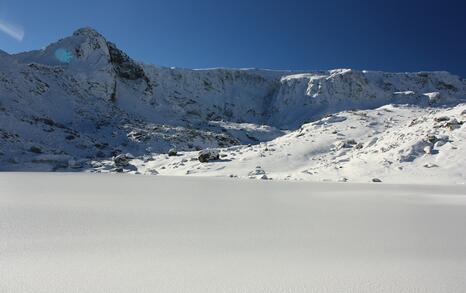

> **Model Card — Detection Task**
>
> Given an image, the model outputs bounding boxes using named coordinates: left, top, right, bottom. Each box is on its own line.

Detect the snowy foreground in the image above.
left=1, top=173, right=466, bottom=293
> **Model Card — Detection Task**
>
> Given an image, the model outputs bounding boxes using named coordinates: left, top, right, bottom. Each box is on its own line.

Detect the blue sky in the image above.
left=1, top=0, right=465, bottom=76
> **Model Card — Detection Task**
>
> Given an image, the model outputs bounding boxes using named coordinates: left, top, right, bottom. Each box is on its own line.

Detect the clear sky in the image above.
left=1, top=0, right=465, bottom=76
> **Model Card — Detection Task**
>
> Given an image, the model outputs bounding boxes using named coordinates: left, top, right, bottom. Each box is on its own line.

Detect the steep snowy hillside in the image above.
left=1, top=27, right=465, bottom=182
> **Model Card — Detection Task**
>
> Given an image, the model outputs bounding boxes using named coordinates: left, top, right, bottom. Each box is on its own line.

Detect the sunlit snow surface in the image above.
left=1, top=173, right=466, bottom=293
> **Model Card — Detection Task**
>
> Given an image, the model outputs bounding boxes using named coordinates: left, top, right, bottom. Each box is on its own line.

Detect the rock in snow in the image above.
left=198, top=149, right=220, bottom=163
left=168, top=148, right=178, bottom=157
left=113, top=153, right=134, bottom=167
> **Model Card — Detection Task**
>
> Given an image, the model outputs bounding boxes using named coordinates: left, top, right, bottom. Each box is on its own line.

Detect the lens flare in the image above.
left=54, top=48, right=74, bottom=63
left=0, top=19, right=24, bottom=42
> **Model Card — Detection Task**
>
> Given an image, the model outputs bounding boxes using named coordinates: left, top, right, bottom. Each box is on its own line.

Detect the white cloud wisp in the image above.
left=0, top=19, right=24, bottom=42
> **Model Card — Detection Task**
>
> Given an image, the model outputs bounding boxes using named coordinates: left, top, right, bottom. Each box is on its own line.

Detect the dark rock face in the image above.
left=107, top=42, right=146, bottom=81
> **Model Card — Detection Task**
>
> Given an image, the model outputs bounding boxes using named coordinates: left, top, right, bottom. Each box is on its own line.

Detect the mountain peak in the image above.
left=12, top=27, right=111, bottom=66
left=72, top=27, right=105, bottom=40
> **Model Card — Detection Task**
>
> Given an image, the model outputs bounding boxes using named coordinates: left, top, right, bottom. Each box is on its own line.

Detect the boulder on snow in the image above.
left=334, top=139, right=358, bottom=151
left=168, top=148, right=178, bottom=157
left=147, top=169, right=159, bottom=175
left=315, top=115, right=347, bottom=125
left=434, top=116, right=450, bottom=122
left=425, top=135, right=436, bottom=144
left=198, top=149, right=220, bottom=163
left=372, top=178, right=382, bottom=183
left=248, top=166, right=267, bottom=179
left=434, top=117, right=463, bottom=130
left=423, top=163, right=439, bottom=169
left=113, top=153, right=134, bottom=167
left=445, top=118, right=463, bottom=130
left=434, top=116, right=450, bottom=123
left=354, top=143, right=364, bottom=150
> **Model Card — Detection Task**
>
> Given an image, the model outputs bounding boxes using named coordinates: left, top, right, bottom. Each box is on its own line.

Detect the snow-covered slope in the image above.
left=124, top=104, right=465, bottom=184
left=2, top=173, right=466, bottom=293
left=1, top=27, right=465, bottom=183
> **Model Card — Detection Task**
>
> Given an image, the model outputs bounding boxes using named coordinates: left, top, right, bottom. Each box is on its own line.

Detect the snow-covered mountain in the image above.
left=1, top=27, right=465, bottom=183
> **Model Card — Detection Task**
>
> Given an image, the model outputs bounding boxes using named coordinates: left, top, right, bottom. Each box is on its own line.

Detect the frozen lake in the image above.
left=1, top=173, right=466, bottom=292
